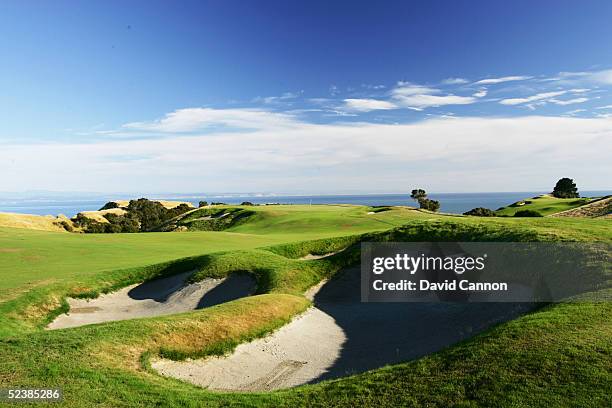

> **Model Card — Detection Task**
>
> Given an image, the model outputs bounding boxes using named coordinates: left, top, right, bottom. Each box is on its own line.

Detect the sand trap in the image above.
left=152, top=266, right=533, bottom=391
left=298, top=251, right=341, bottom=260
left=48, top=272, right=256, bottom=330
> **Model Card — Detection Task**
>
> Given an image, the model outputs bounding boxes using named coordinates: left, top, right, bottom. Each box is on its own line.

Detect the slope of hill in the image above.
left=495, top=194, right=593, bottom=216
left=550, top=195, right=612, bottom=218
left=0, top=212, right=73, bottom=232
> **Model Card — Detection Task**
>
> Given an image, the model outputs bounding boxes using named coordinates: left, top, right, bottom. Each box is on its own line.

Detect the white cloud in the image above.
left=545, top=69, right=612, bottom=85
left=499, top=91, right=567, bottom=105
left=391, top=83, right=476, bottom=108
left=596, top=105, right=612, bottom=110
left=588, top=69, right=612, bottom=84
left=3, top=115, right=610, bottom=193
left=343, top=98, right=398, bottom=112
left=441, top=78, right=469, bottom=85
left=473, top=89, right=488, bottom=98
left=475, top=75, right=532, bottom=85
left=549, top=97, right=589, bottom=106
left=121, top=108, right=298, bottom=133
left=392, top=83, right=440, bottom=96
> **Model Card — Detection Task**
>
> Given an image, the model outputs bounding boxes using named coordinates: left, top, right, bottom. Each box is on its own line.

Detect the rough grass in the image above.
left=0, top=212, right=72, bottom=232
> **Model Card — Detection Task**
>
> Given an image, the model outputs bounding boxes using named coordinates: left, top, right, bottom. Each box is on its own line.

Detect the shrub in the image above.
left=198, top=201, right=208, bottom=207
left=418, top=198, right=440, bottom=212
left=463, top=207, right=496, bottom=217
left=241, top=201, right=254, bottom=206
left=99, top=201, right=120, bottom=210
left=514, top=209, right=543, bottom=217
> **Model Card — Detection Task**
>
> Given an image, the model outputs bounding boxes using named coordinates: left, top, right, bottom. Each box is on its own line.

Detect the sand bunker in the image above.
left=298, top=251, right=341, bottom=260
left=152, top=266, right=534, bottom=391
left=48, top=272, right=256, bottom=330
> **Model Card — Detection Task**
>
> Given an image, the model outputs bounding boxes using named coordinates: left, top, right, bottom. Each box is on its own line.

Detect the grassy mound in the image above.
left=496, top=195, right=593, bottom=216
left=167, top=206, right=257, bottom=231
left=0, top=212, right=74, bottom=232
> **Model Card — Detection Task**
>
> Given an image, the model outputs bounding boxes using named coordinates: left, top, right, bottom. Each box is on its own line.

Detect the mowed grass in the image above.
left=0, top=205, right=424, bottom=299
left=0, top=204, right=610, bottom=407
left=0, top=228, right=275, bottom=300
left=495, top=195, right=593, bottom=216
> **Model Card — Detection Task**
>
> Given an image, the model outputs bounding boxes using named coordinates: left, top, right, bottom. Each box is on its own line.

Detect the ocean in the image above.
left=1, top=191, right=610, bottom=217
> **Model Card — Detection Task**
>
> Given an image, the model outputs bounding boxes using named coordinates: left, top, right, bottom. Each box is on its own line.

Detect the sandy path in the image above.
left=48, top=272, right=256, bottom=330
left=152, top=267, right=533, bottom=391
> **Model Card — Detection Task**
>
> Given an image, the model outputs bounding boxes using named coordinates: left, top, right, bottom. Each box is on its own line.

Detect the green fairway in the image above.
left=0, top=205, right=423, bottom=299
left=0, top=204, right=610, bottom=407
left=495, top=194, right=593, bottom=216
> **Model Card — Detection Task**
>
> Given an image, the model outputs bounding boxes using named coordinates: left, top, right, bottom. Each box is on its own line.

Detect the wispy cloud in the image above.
left=564, top=109, right=586, bottom=116
left=475, top=75, right=532, bottom=85
left=121, top=108, right=299, bottom=133
left=549, top=97, right=589, bottom=106
left=472, top=89, right=488, bottom=98
left=499, top=91, right=568, bottom=105
left=343, top=98, right=398, bottom=112
left=391, top=83, right=476, bottom=109
left=545, top=69, right=612, bottom=85
left=253, top=91, right=302, bottom=104
left=441, top=77, right=468, bottom=85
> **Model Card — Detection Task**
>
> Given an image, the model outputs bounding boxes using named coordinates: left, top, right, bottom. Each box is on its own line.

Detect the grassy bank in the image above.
left=495, top=194, right=592, bottom=216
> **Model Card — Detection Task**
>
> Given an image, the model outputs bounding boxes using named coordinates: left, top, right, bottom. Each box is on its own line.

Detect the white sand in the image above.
left=298, top=251, right=340, bottom=260
left=151, top=266, right=533, bottom=391
left=153, top=307, right=345, bottom=391
left=47, top=272, right=255, bottom=330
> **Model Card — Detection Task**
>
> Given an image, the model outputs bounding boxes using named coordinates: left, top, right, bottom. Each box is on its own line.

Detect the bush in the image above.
left=514, top=209, right=543, bottom=217
left=418, top=198, right=440, bottom=212
left=99, top=201, right=120, bottom=210
left=241, top=201, right=254, bottom=206
left=198, top=201, right=208, bottom=207
left=463, top=207, right=496, bottom=217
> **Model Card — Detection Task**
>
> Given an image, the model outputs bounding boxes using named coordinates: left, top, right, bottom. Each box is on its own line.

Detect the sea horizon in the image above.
left=1, top=190, right=610, bottom=217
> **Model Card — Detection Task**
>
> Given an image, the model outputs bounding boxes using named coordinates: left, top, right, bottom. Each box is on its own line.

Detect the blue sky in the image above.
left=1, top=1, right=611, bottom=193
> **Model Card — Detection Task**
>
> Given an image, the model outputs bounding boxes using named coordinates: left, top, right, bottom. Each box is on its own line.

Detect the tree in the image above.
left=240, top=201, right=254, bottom=206
left=552, top=178, right=579, bottom=198
left=198, top=201, right=208, bottom=207
left=410, top=189, right=427, bottom=200
left=410, top=188, right=440, bottom=212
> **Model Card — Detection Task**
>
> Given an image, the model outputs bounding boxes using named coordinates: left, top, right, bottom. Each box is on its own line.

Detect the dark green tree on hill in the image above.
left=410, top=189, right=427, bottom=201
left=410, top=189, right=440, bottom=212
left=552, top=178, right=579, bottom=198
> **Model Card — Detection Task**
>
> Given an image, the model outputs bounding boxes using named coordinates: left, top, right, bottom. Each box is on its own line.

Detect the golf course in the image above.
left=0, top=199, right=610, bottom=407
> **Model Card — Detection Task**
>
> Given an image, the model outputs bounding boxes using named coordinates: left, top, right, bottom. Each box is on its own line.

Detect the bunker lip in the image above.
left=151, top=266, right=535, bottom=392
left=47, top=272, right=256, bottom=330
